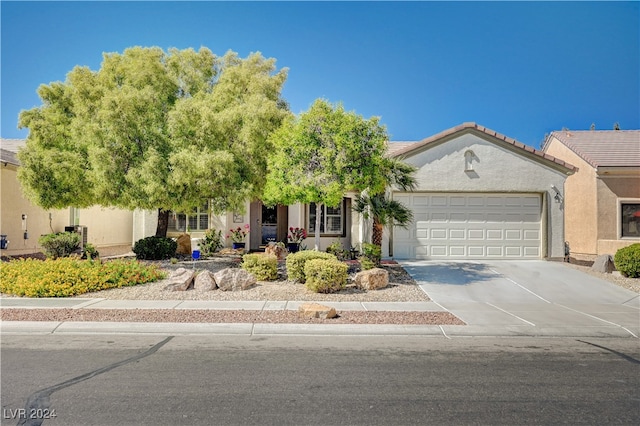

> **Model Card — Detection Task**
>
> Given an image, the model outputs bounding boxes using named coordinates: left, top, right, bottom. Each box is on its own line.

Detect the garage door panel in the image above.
left=449, top=229, right=465, bottom=239
left=393, top=192, right=542, bottom=259
left=505, top=229, right=522, bottom=240
left=524, top=229, right=540, bottom=240
left=449, top=246, right=465, bottom=256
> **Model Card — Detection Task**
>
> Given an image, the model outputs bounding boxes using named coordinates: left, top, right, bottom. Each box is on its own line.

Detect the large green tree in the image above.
left=18, top=47, right=289, bottom=236
left=263, top=99, right=390, bottom=250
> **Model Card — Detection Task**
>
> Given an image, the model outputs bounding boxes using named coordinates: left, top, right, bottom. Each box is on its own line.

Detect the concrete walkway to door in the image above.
left=401, top=260, right=640, bottom=338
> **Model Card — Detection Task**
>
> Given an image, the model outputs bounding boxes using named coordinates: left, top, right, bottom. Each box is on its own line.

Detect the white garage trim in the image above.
left=393, top=193, right=543, bottom=260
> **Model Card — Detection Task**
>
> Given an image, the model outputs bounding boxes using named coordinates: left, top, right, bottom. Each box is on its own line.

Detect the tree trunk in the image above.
left=155, top=209, right=169, bottom=237
left=314, top=202, right=322, bottom=251
left=372, top=219, right=384, bottom=248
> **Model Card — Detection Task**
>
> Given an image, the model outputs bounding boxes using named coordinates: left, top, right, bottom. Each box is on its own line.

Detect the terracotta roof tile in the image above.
left=546, top=130, right=640, bottom=168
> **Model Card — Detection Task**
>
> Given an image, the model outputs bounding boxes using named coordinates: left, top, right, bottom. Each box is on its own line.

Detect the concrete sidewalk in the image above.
left=1, top=296, right=637, bottom=338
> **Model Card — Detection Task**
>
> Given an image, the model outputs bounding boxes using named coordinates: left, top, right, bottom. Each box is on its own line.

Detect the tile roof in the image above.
left=390, top=122, right=576, bottom=172
left=0, top=139, right=25, bottom=166
left=545, top=130, right=640, bottom=168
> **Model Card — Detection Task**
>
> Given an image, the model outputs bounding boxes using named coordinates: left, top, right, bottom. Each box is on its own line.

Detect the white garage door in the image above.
left=393, top=193, right=542, bottom=259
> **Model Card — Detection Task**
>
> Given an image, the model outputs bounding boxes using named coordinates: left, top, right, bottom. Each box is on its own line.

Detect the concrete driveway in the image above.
left=401, top=260, right=640, bottom=338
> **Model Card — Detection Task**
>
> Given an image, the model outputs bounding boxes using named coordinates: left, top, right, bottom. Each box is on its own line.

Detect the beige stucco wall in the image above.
left=543, top=137, right=597, bottom=259
left=544, top=136, right=640, bottom=259
left=1, top=164, right=133, bottom=256
left=596, top=175, right=640, bottom=255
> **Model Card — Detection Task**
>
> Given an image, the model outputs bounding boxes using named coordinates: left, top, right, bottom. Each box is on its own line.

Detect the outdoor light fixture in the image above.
left=550, top=185, right=563, bottom=204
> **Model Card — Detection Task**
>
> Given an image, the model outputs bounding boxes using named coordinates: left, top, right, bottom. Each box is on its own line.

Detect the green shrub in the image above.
left=133, top=236, right=177, bottom=260
left=360, top=243, right=381, bottom=267
left=0, top=258, right=165, bottom=297
left=82, top=243, right=100, bottom=260
left=304, top=258, right=348, bottom=293
left=614, top=243, right=640, bottom=278
left=326, top=240, right=349, bottom=260
left=286, top=250, right=337, bottom=283
left=360, top=257, right=375, bottom=271
left=242, top=253, right=278, bottom=281
left=38, top=232, right=81, bottom=259
left=199, top=229, right=224, bottom=256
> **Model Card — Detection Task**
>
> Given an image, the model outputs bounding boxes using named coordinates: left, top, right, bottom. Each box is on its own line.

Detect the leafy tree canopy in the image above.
left=263, top=99, right=390, bottom=249
left=263, top=99, right=389, bottom=207
left=18, top=46, right=290, bottom=218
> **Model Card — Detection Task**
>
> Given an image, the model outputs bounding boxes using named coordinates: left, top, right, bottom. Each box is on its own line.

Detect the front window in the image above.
left=621, top=203, right=640, bottom=238
left=308, top=200, right=345, bottom=236
left=168, top=201, right=210, bottom=232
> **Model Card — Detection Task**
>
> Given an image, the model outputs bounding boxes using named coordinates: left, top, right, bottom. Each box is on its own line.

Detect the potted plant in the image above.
left=287, top=227, right=306, bottom=253
left=227, top=224, right=250, bottom=249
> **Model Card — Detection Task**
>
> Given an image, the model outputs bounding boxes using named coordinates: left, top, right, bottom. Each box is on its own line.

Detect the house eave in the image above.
left=596, top=166, right=640, bottom=177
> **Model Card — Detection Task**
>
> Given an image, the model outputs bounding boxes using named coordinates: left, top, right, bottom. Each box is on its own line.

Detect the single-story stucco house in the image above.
left=2, top=123, right=578, bottom=261
left=542, top=129, right=640, bottom=261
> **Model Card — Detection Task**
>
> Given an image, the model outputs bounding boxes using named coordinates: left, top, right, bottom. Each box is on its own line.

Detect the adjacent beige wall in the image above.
left=1, top=164, right=133, bottom=256
left=544, top=136, right=640, bottom=259
left=543, top=137, right=597, bottom=259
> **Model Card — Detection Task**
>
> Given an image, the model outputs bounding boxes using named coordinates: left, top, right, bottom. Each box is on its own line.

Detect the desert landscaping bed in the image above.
left=0, top=308, right=463, bottom=325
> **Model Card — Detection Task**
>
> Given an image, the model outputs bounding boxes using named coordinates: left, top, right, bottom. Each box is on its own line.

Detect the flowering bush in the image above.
left=227, top=224, right=250, bottom=243
left=288, top=227, right=307, bottom=243
left=0, top=258, right=165, bottom=297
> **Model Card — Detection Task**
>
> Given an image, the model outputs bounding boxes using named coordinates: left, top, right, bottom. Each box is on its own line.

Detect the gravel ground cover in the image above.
left=2, top=249, right=636, bottom=326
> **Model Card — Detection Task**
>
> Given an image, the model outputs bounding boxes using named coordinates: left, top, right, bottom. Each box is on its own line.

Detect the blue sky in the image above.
left=2, top=1, right=638, bottom=148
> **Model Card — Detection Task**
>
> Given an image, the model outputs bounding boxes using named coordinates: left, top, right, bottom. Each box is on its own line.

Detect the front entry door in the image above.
left=249, top=201, right=288, bottom=251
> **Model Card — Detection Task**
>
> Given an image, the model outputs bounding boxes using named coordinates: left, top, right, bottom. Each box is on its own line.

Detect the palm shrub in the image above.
left=133, top=236, right=177, bottom=260
left=242, top=253, right=278, bottom=281
left=38, top=232, right=81, bottom=259
left=614, top=243, right=640, bottom=278
left=286, top=250, right=337, bottom=283
left=304, top=258, right=348, bottom=293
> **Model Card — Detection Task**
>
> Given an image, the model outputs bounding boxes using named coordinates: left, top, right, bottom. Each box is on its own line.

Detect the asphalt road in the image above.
left=2, top=335, right=639, bottom=425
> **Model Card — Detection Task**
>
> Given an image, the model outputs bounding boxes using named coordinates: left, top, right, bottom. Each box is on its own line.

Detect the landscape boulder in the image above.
left=194, top=270, right=217, bottom=291
left=265, top=242, right=287, bottom=260
left=214, top=268, right=256, bottom=291
left=298, top=302, right=338, bottom=319
left=592, top=254, right=615, bottom=273
left=164, top=267, right=195, bottom=291
left=176, top=233, right=192, bottom=255
left=354, top=268, right=389, bottom=290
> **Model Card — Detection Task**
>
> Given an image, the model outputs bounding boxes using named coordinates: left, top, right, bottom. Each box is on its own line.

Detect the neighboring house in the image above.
left=0, top=139, right=134, bottom=256
left=542, top=129, right=640, bottom=261
left=385, top=123, right=576, bottom=260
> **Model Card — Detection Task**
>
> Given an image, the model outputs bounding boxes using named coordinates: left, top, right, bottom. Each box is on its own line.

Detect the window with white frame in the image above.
left=621, top=202, right=640, bottom=238
left=168, top=201, right=210, bottom=232
left=308, top=200, right=345, bottom=236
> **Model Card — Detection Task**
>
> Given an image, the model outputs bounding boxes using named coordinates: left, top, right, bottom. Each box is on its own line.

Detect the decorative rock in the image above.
left=354, top=268, right=389, bottom=290
left=176, top=233, right=192, bottom=255
left=164, top=267, right=195, bottom=291
left=298, top=303, right=338, bottom=319
left=592, top=254, right=615, bottom=273
left=213, top=268, right=257, bottom=291
left=194, top=270, right=217, bottom=291
left=218, top=248, right=245, bottom=256
left=265, top=242, right=287, bottom=260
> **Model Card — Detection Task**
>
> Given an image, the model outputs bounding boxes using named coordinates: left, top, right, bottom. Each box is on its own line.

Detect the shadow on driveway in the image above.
left=402, top=262, right=498, bottom=286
